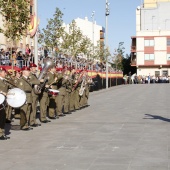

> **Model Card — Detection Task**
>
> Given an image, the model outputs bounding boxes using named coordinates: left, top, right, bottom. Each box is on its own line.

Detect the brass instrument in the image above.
left=34, top=58, right=55, bottom=94
left=79, top=75, right=86, bottom=96
left=72, top=71, right=84, bottom=91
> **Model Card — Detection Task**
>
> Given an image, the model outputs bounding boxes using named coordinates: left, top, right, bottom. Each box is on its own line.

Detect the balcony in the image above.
left=131, top=60, right=136, bottom=66
left=131, top=46, right=136, bottom=52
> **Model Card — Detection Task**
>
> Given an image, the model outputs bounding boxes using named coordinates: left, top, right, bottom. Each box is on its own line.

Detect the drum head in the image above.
left=7, top=88, right=26, bottom=108
left=0, top=93, right=5, bottom=104
left=48, top=89, right=60, bottom=93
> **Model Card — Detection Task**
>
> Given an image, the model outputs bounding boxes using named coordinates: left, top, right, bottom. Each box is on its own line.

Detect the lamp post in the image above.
left=165, top=19, right=170, bottom=30
left=152, top=16, right=155, bottom=31
left=34, top=0, right=38, bottom=66
left=91, top=11, right=95, bottom=58
left=105, top=0, right=110, bottom=89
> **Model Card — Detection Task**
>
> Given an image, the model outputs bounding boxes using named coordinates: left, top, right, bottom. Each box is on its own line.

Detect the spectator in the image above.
left=17, top=51, right=24, bottom=68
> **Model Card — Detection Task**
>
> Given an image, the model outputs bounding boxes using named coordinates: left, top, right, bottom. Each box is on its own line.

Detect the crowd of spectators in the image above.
left=0, top=47, right=119, bottom=73
left=0, top=44, right=33, bottom=68
left=123, top=73, right=170, bottom=84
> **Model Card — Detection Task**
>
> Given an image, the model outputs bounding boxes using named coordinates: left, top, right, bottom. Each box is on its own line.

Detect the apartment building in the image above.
left=0, top=0, right=36, bottom=53
left=63, top=17, right=105, bottom=58
left=131, top=0, right=170, bottom=76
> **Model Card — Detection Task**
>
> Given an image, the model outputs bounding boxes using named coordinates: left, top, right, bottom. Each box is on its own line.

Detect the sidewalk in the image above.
left=0, top=84, right=170, bottom=170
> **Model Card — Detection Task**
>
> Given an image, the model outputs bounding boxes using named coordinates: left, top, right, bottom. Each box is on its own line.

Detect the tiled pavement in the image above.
left=1, top=84, right=170, bottom=170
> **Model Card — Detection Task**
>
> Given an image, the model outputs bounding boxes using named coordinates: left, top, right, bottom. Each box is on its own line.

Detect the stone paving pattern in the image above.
left=1, top=84, right=170, bottom=170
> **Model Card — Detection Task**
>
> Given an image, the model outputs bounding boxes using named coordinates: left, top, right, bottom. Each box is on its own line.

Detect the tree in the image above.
left=92, top=40, right=110, bottom=62
left=0, top=0, right=30, bottom=41
left=40, top=7, right=64, bottom=52
left=122, top=54, right=137, bottom=75
left=60, top=20, right=92, bottom=59
left=112, top=42, right=125, bottom=71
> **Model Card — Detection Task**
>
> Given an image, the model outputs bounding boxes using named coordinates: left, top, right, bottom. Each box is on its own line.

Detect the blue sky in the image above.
left=38, top=0, right=142, bottom=55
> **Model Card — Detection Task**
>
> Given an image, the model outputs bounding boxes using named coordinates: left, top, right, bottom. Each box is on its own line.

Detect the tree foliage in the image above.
left=39, top=7, right=64, bottom=51
left=60, top=20, right=93, bottom=59
left=93, top=41, right=110, bottom=62
left=112, top=42, right=125, bottom=70
left=0, top=0, right=30, bottom=41
left=122, top=54, right=137, bottom=75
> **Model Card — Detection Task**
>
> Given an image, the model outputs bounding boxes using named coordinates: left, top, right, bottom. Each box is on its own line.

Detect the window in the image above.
left=144, top=40, right=154, bottom=46
left=167, top=39, right=170, bottom=46
left=144, top=54, right=154, bottom=60
left=162, top=70, right=168, bottom=76
left=155, top=71, right=160, bottom=77
left=167, top=54, right=170, bottom=60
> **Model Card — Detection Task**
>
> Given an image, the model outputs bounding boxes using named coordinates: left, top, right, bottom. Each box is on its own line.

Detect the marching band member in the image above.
left=0, top=67, right=10, bottom=140
left=29, top=63, right=42, bottom=127
left=69, top=67, right=76, bottom=112
left=38, top=66, right=51, bottom=123
left=74, top=70, right=83, bottom=110
left=63, top=68, right=72, bottom=114
left=56, top=67, right=67, bottom=117
left=17, top=67, right=33, bottom=131
left=47, top=66, right=58, bottom=119
left=79, top=72, right=87, bottom=109
left=84, top=74, right=93, bottom=107
left=5, top=71, right=13, bottom=123
left=39, top=80, right=51, bottom=123
left=14, top=69, right=22, bottom=119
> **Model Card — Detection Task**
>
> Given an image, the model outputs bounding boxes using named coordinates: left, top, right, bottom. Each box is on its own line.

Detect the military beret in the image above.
left=21, top=66, right=30, bottom=71
left=29, top=63, right=37, bottom=68
left=0, top=67, right=6, bottom=72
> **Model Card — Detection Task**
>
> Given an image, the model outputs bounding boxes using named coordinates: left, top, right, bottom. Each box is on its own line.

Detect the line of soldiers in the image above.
left=0, top=63, right=93, bottom=140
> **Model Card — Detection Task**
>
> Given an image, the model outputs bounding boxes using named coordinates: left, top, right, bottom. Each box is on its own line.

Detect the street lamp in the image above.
left=152, top=16, right=155, bottom=31
left=165, top=19, right=170, bottom=30
left=105, top=0, right=110, bottom=89
left=34, top=0, right=38, bottom=66
left=91, top=11, right=95, bottom=58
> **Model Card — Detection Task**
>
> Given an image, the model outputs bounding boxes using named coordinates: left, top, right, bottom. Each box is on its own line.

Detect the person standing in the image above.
left=0, top=67, right=10, bottom=140
left=56, top=69, right=67, bottom=117
left=29, top=63, right=42, bottom=127
left=47, top=66, right=58, bottom=119
left=63, top=69, right=72, bottom=114
left=14, top=70, right=22, bottom=119
left=17, top=67, right=33, bottom=131
left=69, top=67, right=76, bottom=112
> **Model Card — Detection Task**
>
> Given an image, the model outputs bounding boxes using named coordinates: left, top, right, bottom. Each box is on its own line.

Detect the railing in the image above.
left=131, top=60, right=136, bottom=65
left=131, top=46, right=136, bottom=51
left=0, top=59, right=30, bottom=68
left=0, top=58, right=121, bottom=73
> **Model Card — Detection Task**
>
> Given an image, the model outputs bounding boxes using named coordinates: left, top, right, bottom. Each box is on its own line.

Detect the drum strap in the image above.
left=21, top=77, right=32, bottom=88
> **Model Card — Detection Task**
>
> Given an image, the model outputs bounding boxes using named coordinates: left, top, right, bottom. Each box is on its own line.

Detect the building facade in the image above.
left=0, top=0, right=35, bottom=53
left=131, top=0, right=170, bottom=76
left=63, top=17, right=105, bottom=58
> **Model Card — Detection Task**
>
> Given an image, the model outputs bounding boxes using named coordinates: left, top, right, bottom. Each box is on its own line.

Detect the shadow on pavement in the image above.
left=144, top=114, right=170, bottom=122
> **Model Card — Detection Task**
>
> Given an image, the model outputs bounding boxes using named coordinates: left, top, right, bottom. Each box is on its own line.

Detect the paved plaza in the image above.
left=1, top=84, right=170, bottom=170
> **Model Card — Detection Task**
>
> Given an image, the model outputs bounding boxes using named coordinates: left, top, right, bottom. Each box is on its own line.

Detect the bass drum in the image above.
left=0, top=93, right=5, bottom=104
left=6, top=88, right=26, bottom=108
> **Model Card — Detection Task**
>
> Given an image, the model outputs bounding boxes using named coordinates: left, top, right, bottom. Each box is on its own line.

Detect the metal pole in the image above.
left=91, top=11, right=95, bottom=58
left=34, top=0, right=38, bottom=66
left=105, top=0, right=109, bottom=89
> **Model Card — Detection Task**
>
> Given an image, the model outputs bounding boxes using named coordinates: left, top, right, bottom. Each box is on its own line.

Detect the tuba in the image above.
left=34, top=58, right=55, bottom=94
left=79, top=75, right=86, bottom=96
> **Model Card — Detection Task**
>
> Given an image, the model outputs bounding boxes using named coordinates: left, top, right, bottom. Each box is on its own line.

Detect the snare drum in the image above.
left=0, top=93, right=5, bottom=105
left=48, top=89, right=60, bottom=97
left=0, top=93, right=6, bottom=110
